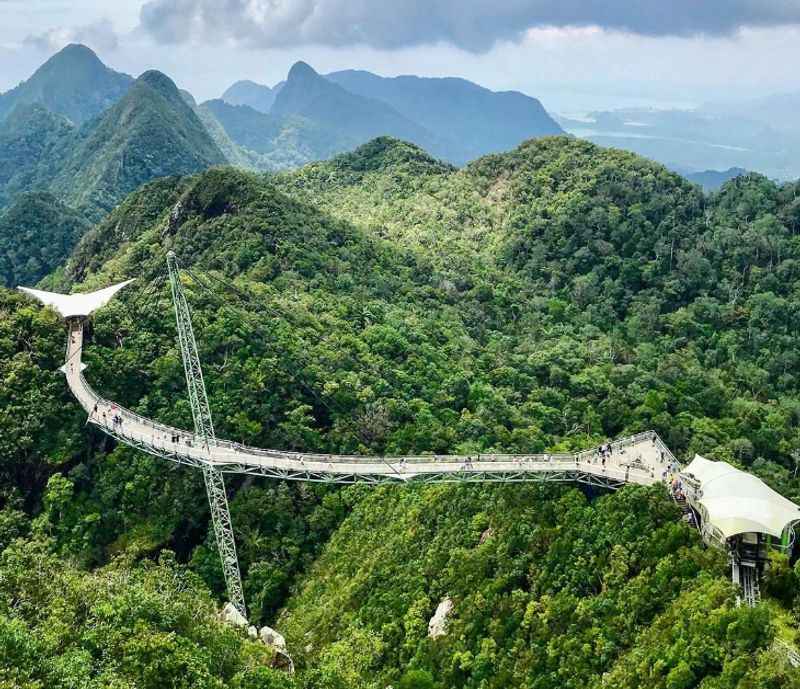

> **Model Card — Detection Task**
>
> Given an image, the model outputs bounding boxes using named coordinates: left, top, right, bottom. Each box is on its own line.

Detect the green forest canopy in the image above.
left=1, top=136, right=800, bottom=687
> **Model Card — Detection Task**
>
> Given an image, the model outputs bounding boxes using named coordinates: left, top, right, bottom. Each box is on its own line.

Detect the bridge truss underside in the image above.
left=93, top=422, right=634, bottom=488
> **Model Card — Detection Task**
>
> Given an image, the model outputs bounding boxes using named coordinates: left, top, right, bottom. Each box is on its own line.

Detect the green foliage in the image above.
left=2, top=136, right=800, bottom=685
left=0, top=104, right=75, bottom=209
left=0, top=540, right=274, bottom=688
left=0, top=69, right=225, bottom=228
left=0, top=192, right=91, bottom=287
left=278, top=483, right=724, bottom=688
left=0, top=44, right=132, bottom=126
left=49, top=70, right=226, bottom=221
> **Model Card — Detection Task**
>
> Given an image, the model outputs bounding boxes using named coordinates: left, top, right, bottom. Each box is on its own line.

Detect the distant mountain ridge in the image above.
left=0, top=44, right=133, bottom=125
left=270, top=61, right=445, bottom=157
left=325, top=69, right=563, bottom=162
left=685, top=167, right=749, bottom=191
left=201, top=99, right=353, bottom=169
left=221, top=80, right=275, bottom=113
left=217, top=61, right=564, bottom=166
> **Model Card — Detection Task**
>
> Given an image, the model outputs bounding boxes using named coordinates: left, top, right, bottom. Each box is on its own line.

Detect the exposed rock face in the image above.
left=220, top=602, right=248, bottom=629
left=247, top=625, right=258, bottom=639
left=428, top=597, right=453, bottom=639
left=259, top=625, right=287, bottom=652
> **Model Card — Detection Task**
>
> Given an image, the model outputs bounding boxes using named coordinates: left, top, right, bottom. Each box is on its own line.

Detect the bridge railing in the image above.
left=76, top=366, right=668, bottom=479
left=79, top=374, right=188, bottom=438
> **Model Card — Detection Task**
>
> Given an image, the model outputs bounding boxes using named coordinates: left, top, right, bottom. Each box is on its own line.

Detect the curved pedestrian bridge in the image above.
left=60, top=317, right=673, bottom=487
left=22, top=279, right=800, bottom=621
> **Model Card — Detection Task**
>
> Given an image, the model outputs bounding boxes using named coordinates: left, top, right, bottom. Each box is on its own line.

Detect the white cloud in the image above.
left=138, top=0, right=800, bottom=52
left=23, top=19, right=121, bottom=54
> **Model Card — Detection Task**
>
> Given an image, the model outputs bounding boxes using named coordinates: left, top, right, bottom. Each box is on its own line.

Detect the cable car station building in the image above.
left=681, top=455, right=800, bottom=604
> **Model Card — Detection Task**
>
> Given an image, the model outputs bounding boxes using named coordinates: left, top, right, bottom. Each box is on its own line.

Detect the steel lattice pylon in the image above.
left=167, top=252, right=246, bottom=619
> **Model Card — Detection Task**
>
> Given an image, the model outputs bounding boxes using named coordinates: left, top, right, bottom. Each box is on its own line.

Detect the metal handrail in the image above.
left=70, top=327, right=671, bottom=477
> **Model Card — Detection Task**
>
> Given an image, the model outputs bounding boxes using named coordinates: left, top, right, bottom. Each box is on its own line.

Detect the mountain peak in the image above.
left=334, top=136, right=454, bottom=174
left=287, top=61, right=319, bottom=82
left=53, top=43, right=101, bottom=62
left=0, top=43, right=133, bottom=124
left=137, top=69, right=179, bottom=94
left=221, top=80, right=274, bottom=113
left=229, top=79, right=267, bottom=90
left=34, top=43, right=108, bottom=81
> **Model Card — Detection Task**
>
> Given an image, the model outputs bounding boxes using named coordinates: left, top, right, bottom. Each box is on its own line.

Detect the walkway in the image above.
left=65, top=319, right=675, bottom=487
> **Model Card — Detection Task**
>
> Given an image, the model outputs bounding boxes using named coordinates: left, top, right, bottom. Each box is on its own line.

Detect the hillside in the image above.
left=2, top=137, right=800, bottom=686
left=0, top=192, right=90, bottom=286
left=0, top=44, right=132, bottom=125
left=0, top=103, right=74, bottom=209
left=48, top=70, right=226, bottom=219
left=326, top=69, right=563, bottom=163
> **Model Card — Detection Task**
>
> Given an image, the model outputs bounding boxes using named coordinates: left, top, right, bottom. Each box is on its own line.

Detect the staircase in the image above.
left=672, top=491, right=695, bottom=526
left=733, top=561, right=761, bottom=607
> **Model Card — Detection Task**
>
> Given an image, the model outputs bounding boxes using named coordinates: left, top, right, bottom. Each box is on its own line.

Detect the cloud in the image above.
left=138, top=0, right=800, bottom=52
left=24, top=19, right=120, bottom=54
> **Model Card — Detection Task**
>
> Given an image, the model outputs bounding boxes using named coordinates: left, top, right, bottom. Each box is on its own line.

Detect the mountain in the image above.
left=0, top=192, right=90, bottom=287
left=53, top=70, right=226, bottom=218
left=685, top=167, right=749, bottom=191
left=221, top=79, right=276, bottom=113
left=272, top=61, right=446, bottom=159
left=326, top=69, right=563, bottom=162
left=0, top=103, right=75, bottom=208
left=24, top=70, right=225, bottom=222
left=3, top=137, right=800, bottom=685
left=201, top=98, right=357, bottom=169
left=0, top=44, right=133, bottom=125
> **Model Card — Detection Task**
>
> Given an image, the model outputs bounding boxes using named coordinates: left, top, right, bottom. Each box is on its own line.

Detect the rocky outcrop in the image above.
left=428, top=597, right=453, bottom=639
left=220, top=602, right=248, bottom=629
left=259, top=625, right=287, bottom=653
left=258, top=625, right=294, bottom=673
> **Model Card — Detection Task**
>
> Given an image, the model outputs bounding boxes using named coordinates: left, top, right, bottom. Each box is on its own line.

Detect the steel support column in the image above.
left=167, top=252, right=246, bottom=618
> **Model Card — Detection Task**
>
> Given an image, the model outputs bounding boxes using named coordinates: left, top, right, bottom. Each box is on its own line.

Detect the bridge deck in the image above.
left=65, top=320, right=675, bottom=486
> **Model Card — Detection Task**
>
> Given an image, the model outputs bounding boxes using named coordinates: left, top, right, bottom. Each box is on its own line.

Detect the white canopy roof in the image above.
left=18, top=280, right=134, bottom=318
left=683, top=454, right=800, bottom=539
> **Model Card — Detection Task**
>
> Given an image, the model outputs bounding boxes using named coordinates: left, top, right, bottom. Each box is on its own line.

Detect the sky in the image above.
left=1, top=1, right=800, bottom=113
